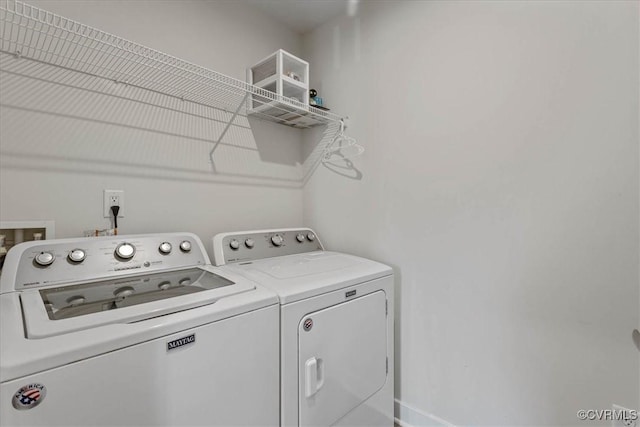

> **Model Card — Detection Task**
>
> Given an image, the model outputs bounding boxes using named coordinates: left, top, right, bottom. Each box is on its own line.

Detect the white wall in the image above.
left=303, top=1, right=639, bottom=426
left=0, top=0, right=307, bottom=259
left=2, top=1, right=638, bottom=425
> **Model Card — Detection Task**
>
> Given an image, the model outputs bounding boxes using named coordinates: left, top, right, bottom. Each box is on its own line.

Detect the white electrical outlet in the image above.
left=612, top=405, right=638, bottom=427
left=103, top=190, right=124, bottom=218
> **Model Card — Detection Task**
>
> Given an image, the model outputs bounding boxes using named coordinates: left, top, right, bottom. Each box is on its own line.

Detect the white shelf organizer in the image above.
left=249, top=49, right=312, bottom=125
left=0, top=0, right=346, bottom=163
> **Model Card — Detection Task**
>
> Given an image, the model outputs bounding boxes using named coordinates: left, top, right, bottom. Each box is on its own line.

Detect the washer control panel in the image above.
left=2, top=233, right=208, bottom=292
left=213, top=228, right=323, bottom=266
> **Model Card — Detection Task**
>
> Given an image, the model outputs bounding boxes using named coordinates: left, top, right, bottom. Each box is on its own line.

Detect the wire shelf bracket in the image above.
left=209, top=92, right=250, bottom=168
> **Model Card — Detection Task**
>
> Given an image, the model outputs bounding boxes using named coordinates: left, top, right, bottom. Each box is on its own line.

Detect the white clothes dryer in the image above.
left=213, top=228, right=394, bottom=427
left=0, top=233, right=279, bottom=427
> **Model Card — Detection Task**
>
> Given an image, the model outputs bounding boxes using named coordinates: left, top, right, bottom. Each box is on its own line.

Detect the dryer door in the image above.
left=298, top=290, right=387, bottom=426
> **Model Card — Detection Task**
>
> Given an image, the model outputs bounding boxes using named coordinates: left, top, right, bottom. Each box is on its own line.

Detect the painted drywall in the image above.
left=0, top=0, right=307, bottom=257
left=303, top=1, right=639, bottom=425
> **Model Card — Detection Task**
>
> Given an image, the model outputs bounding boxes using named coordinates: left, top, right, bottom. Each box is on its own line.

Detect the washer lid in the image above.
left=21, top=267, right=255, bottom=338
left=227, top=251, right=392, bottom=304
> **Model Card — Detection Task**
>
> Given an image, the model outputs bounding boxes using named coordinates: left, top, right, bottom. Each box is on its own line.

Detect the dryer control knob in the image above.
left=159, top=242, right=172, bottom=254
left=271, top=234, right=284, bottom=246
left=229, top=239, right=240, bottom=250
left=296, top=233, right=305, bottom=243
left=68, top=249, right=86, bottom=263
left=115, top=243, right=136, bottom=260
left=179, top=240, right=192, bottom=252
left=245, top=238, right=255, bottom=249
left=34, top=251, right=55, bottom=266
left=307, top=233, right=316, bottom=242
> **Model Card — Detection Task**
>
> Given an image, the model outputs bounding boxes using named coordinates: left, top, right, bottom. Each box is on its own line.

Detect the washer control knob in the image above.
left=271, top=234, right=284, bottom=247
left=34, top=251, right=55, bottom=266
left=307, top=232, right=316, bottom=242
left=159, top=242, right=172, bottom=254
left=68, top=249, right=86, bottom=263
left=245, top=238, right=255, bottom=249
left=115, top=243, right=136, bottom=260
left=179, top=240, right=192, bottom=252
left=229, top=239, right=240, bottom=250
left=296, top=233, right=305, bottom=243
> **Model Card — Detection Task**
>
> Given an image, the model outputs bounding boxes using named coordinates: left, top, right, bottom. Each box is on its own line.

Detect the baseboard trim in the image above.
left=394, top=399, right=455, bottom=427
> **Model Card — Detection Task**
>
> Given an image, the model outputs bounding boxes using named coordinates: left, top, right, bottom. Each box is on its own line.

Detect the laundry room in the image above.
left=0, top=1, right=638, bottom=426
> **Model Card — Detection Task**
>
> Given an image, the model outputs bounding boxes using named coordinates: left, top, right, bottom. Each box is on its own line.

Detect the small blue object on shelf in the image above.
left=309, top=89, right=324, bottom=107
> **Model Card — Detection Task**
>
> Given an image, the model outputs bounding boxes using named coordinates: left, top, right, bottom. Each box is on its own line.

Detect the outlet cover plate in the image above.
left=103, top=190, right=124, bottom=218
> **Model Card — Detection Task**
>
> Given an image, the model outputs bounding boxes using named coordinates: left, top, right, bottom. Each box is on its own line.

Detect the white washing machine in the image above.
left=213, top=228, right=394, bottom=427
left=0, top=233, right=279, bottom=427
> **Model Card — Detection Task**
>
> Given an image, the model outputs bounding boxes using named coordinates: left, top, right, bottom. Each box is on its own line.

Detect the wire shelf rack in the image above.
left=0, top=0, right=342, bottom=130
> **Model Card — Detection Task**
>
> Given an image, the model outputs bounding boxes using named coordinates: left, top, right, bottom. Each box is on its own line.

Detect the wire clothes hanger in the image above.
left=323, top=118, right=364, bottom=163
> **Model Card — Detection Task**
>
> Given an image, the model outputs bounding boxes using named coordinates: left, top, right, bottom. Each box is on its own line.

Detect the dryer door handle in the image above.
left=304, top=357, right=325, bottom=398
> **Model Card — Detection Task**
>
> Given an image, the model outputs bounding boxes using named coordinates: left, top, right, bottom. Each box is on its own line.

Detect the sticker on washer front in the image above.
left=303, top=318, right=313, bottom=331
left=12, top=383, right=47, bottom=410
